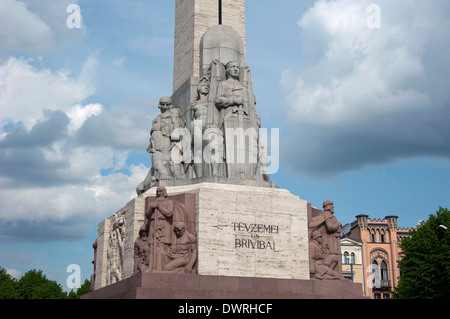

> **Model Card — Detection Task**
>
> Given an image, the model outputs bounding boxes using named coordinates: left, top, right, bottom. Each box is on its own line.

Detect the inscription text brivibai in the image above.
left=232, top=222, right=278, bottom=250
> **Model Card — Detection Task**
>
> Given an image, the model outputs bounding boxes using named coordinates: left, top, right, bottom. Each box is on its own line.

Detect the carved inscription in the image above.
left=232, top=222, right=278, bottom=250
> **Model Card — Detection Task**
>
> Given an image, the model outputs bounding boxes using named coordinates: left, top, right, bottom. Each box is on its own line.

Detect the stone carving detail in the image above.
left=164, top=222, right=197, bottom=273
left=308, top=200, right=346, bottom=280
left=89, top=238, right=98, bottom=292
left=136, top=26, right=273, bottom=195
left=137, top=97, right=186, bottom=195
left=133, top=225, right=150, bottom=274
left=189, top=76, right=210, bottom=179
left=133, top=186, right=197, bottom=274
left=107, top=211, right=126, bottom=284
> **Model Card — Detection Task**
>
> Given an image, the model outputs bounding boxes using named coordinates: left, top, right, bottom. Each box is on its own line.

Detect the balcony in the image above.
left=373, top=279, right=391, bottom=289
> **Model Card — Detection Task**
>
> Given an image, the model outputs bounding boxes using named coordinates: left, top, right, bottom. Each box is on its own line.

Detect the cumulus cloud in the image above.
left=6, top=268, right=21, bottom=279
left=0, top=0, right=85, bottom=57
left=0, top=0, right=53, bottom=55
left=0, top=56, right=151, bottom=240
left=75, top=103, right=153, bottom=151
left=0, top=56, right=97, bottom=130
left=280, top=0, right=450, bottom=178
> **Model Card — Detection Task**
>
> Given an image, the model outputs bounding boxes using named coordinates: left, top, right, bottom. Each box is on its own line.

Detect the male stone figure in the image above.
left=308, top=200, right=345, bottom=280
left=190, top=77, right=210, bottom=178
left=309, top=230, right=341, bottom=280
left=149, top=97, right=184, bottom=177
left=322, top=200, right=342, bottom=261
left=145, top=186, right=176, bottom=271
left=163, top=222, right=198, bottom=273
left=133, top=225, right=150, bottom=274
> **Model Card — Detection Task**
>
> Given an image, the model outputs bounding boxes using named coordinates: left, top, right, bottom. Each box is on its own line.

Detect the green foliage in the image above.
left=67, top=279, right=91, bottom=299
left=393, top=207, right=450, bottom=299
left=0, top=267, right=91, bottom=299
left=0, top=268, right=20, bottom=299
left=16, top=269, right=66, bottom=299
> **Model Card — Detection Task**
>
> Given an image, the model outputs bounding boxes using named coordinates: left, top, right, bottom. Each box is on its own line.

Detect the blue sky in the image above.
left=1, top=0, right=449, bottom=290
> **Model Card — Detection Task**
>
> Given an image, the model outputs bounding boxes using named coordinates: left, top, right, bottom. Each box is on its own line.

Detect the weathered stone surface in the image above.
left=173, top=0, right=246, bottom=93
left=95, top=196, right=145, bottom=289
left=83, top=272, right=364, bottom=299
left=94, top=183, right=310, bottom=289
left=191, top=183, right=309, bottom=279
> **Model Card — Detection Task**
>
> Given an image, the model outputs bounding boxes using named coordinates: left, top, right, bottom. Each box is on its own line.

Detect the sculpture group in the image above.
left=133, top=186, right=197, bottom=274
left=137, top=59, right=270, bottom=195
left=308, top=200, right=345, bottom=280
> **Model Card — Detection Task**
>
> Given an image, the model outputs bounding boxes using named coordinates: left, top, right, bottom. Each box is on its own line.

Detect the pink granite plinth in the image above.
left=82, top=273, right=364, bottom=299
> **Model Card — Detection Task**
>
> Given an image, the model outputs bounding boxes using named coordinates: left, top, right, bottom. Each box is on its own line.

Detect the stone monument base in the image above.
left=83, top=272, right=364, bottom=299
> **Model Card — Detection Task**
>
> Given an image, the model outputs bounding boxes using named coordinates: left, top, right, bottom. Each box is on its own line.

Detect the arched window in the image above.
left=371, top=260, right=380, bottom=289
left=380, top=261, right=388, bottom=280
left=350, top=252, right=355, bottom=264
left=370, top=232, right=375, bottom=242
left=380, top=233, right=385, bottom=243
left=344, top=252, right=349, bottom=264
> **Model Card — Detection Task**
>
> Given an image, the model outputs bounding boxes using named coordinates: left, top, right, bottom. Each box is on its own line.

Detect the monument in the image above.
left=83, top=0, right=363, bottom=299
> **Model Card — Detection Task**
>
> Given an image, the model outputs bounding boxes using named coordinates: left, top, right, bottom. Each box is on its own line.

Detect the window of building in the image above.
left=380, top=233, right=385, bottom=242
left=372, top=260, right=379, bottom=286
left=370, top=232, right=375, bottom=242
left=344, top=252, right=349, bottom=264
left=350, top=252, right=355, bottom=264
left=380, top=261, right=388, bottom=281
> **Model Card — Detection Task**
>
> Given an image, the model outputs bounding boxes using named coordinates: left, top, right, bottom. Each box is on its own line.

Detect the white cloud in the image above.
left=112, top=57, right=126, bottom=67
left=0, top=0, right=54, bottom=55
left=0, top=56, right=151, bottom=238
left=281, top=0, right=450, bottom=177
left=0, top=165, right=146, bottom=223
left=0, top=56, right=97, bottom=130
left=0, top=0, right=86, bottom=57
left=67, top=103, right=103, bottom=132
left=6, top=268, right=21, bottom=279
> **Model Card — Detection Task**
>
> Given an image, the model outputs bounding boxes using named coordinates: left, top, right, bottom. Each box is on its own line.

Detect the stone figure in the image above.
left=89, top=238, right=98, bottom=292
left=163, top=222, right=198, bottom=273
left=144, top=186, right=191, bottom=271
left=136, top=59, right=272, bottom=192
left=137, top=187, right=196, bottom=274
left=309, top=230, right=341, bottom=280
left=308, top=200, right=345, bottom=280
left=212, top=60, right=259, bottom=179
left=136, top=97, right=186, bottom=195
left=133, top=225, right=150, bottom=274
left=148, top=96, right=185, bottom=180
left=322, top=200, right=342, bottom=258
left=190, top=77, right=210, bottom=178
left=107, top=211, right=126, bottom=285
left=145, top=186, right=175, bottom=270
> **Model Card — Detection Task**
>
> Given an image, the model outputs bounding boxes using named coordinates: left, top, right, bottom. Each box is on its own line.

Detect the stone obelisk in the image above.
left=84, top=0, right=364, bottom=299
left=173, top=0, right=246, bottom=93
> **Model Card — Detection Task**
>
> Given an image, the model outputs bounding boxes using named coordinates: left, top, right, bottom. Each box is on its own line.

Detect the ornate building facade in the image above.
left=340, top=237, right=364, bottom=295
left=342, top=215, right=411, bottom=299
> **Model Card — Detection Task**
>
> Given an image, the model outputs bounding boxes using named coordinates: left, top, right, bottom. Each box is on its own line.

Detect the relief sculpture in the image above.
left=107, top=211, right=126, bottom=284
left=133, top=186, right=197, bottom=275
left=308, top=200, right=346, bottom=280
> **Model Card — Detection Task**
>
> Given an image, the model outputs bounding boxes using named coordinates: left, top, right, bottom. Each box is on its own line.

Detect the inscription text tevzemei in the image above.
left=232, top=222, right=278, bottom=250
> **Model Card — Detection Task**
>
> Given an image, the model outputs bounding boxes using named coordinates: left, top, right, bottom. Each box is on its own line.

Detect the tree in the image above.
left=393, top=207, right=450, bottom=299
left=0, top=267, right=20, bottom=299
left=16, top=269, right=67, bottom=299
left=67, top=279, right=91, bottom=299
